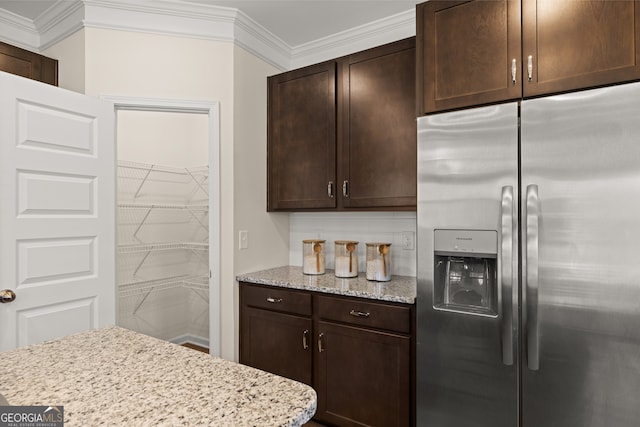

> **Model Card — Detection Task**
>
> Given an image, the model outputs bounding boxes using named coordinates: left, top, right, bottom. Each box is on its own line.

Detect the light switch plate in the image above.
left=239, top=230, right=249, bottom=249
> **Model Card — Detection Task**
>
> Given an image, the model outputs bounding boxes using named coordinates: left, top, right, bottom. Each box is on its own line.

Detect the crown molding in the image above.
left=232, top=10, right=290, bottom=72
left=290, top=8, right=415, bottom=69
left=37, top=0, right=86, bottom=51
left=39, top=0, right=290, bottom=70
left=0, top=0, right=414, bottom=71
left=0, top=8, right=40, bottom=50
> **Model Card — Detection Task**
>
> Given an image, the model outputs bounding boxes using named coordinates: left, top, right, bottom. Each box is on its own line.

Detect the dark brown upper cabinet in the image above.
left=268, top=38, right=416, bottom=211
left=340, top=37, right=416, bottom=209
left=522, top=0, right=640, bottom=98
left=417, top=0, right=640, bottom=115
left=268, top=61, right=337, bottom=211
left=0, top=41, right=58, bottom=86
left=417, top=0, right=522, bottom=114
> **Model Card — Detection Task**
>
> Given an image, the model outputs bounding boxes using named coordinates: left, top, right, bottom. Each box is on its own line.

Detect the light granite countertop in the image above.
left=237, top=265, right=416, bottom=304
left=0, top=326, right=316, bottom=426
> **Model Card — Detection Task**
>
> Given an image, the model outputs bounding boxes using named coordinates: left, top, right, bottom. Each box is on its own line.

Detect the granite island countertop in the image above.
left=0, top=326, right=316, bottom=426
left=237, top=265, right=416, bottom=304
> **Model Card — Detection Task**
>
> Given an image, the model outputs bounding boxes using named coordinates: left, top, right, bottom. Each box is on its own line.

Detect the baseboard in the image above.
left=171, top=334, right=209, bottom=350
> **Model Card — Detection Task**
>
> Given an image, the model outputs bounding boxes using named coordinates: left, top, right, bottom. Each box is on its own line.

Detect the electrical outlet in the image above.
left=239, top=230, right=249, bottom=250
left=401, top=231, right=415, bottom=250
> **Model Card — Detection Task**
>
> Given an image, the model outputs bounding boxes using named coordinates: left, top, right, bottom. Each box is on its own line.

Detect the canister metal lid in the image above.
left=335, top=240, right=358, bottom=245
left=303, top=239, right=326, bottom=243
left=365, top=242, right=392, bottom=246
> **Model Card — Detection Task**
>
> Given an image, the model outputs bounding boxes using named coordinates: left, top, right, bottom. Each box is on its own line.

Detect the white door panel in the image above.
left=0, top=71, right=115, bottom=351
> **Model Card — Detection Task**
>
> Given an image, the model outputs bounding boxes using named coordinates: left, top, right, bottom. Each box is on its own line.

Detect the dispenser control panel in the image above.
left=434, top=229, right=497, bottom=257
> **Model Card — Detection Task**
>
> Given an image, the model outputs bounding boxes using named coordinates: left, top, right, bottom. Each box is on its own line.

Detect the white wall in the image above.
left=289, top=212, right=417, bottom=277
left=41, top=27, right=286, bottom=361
left=42, top=28, right=86, bottom=93
left=117, top=110, right=208, bottom=167
left=232, top=45, right=289, bottom=355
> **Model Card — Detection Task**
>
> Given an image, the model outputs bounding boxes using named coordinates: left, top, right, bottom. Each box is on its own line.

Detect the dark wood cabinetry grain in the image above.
left=268, top=38, right=416, bottom=211
left=241, top=307, right=312, bottom=385
left=417, top=0, right=640, bottom=114
left=340, top=38, right=416, bottom=209
left=522, top=0, right=640, bottom=97
left=417, top=0, right=521, bottom=114
left=0, top=41, right=58, bottom=86
left=314, top=321, right=410, bottom=427
left=239, top=282, right=415, bottom=427
left=268, top=61, right=337, bottom=210
left=313, top=294, right=412, bottom=426
left=239, top=284, right=312, bottom=385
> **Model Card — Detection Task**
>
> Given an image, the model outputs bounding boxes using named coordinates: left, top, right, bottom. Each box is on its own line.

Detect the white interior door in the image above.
left=0, top=71, right=115, bottom=351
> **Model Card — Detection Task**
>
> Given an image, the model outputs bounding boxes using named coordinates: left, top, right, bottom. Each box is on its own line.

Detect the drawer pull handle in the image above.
left=318, top=333, right=324, bottom=353
left=349, top=309, right=370, bottom=318
left=266, top=297, right=283, bottom=303
left=303, top=329, right=309, bottom=350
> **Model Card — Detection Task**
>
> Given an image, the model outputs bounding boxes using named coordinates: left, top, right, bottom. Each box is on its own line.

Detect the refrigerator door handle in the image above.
left=525, top=184, right=540, bottom=371
left=500, top=186, right=514, bottom=366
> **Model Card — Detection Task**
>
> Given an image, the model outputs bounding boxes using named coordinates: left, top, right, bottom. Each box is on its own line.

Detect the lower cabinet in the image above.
left=239, top=282, right=414, bottom=427
left=241, top=307, right=312, bottom=385
left=240, top=283, right=313, bottom=385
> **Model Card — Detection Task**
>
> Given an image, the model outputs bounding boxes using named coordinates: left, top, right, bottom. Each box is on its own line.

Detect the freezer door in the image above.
left=521, top=83, right=640, bottom=427
left=417, top=103, right=519, bottom=427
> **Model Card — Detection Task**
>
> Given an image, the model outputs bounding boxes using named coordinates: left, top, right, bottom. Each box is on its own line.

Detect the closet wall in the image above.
left=116, top=110, right=210, bottom=347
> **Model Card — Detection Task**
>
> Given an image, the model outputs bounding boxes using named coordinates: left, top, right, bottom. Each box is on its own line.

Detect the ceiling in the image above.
left=0, top=0, right=419, bottom=47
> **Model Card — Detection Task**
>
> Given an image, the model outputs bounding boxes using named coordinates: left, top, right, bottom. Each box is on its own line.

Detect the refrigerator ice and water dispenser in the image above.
left=433, top=229, right=498, bottom=316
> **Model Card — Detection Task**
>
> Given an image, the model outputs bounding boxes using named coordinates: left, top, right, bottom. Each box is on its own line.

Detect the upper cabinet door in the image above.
left=268, top=61, right=337, bottom=211
left=522, top=0, right=640, bottom=97
left=417, top=0, right=522, bottom=114
left=0, top=41, right=58, bottom=86
left=340, top=38, right=416, bottom=209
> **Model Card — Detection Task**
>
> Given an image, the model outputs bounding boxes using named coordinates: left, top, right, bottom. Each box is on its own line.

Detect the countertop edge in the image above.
left=236, top=266, right=416, bottom=305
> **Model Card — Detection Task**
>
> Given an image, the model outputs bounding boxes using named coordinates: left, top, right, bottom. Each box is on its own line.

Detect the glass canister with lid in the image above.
left=366, top=242, right=392, bottom=281
left=334, top=240, right=358, bottom=278
left=303, top=239, right=326, bottom=275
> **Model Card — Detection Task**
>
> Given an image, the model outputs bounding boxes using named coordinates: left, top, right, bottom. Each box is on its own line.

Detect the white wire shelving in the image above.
left=117, top=160, right=210, bottom=314
left=119, top=275, right=210, bottom=315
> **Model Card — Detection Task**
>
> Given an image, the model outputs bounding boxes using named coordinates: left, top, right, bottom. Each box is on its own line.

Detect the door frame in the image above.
left=102, top=95, right=221, bottom=357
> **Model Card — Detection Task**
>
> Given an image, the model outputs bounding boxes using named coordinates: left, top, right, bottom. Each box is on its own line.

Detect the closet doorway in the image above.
left=105, top=96, right=220, bottom=356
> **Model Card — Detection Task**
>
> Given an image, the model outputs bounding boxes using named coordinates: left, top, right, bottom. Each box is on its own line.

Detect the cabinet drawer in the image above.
left=241, top=283, right=312, bottom=316
left=315, top=294, right=411, bottom=334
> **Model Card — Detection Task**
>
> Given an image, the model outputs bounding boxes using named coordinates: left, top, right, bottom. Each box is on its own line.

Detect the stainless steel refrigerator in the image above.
left=416, top=82, right=640, bottom=427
